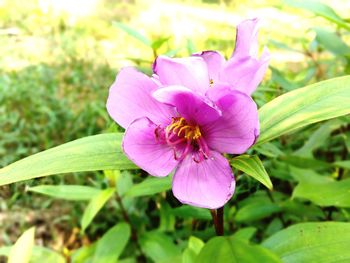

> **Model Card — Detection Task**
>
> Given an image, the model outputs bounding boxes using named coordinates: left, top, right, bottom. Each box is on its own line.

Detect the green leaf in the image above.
left=314, top=28, right=350, bottom=56
left=196, top=236, right=281, bottom=263
left=0, top=133, right=136, bottom=186
left=235, top=200, right=281, bottom=222
left=27, top=185, right=101, bottom=201
left=295, top=119, right=343, bottom=157
left=290, top=166, right=350, bottom=207
left=112, top=21, right=151, bottom=46
left=125, top=176, right=172, bottom=197
left=232, top=227, right=257, bottom=242
left=279, top=155, right=331, bottom=170
left=231, top=155, right=273, bottom=190
left=0, top=246, right=65, bottom=263
left=151, top=37, right=170, bottom=50
left=257, top=76, right=350, bottom=145
left=172, top=205, right=211, bottom=220
left=92, top=223, right=131, bottom=263
left=262, top=222, right=350, bottom=262
left=284, top=0, right=350, bottom=30
left=8, top=227, right=35, bottom=263
left=81, top=188, right=115, bottom=232
left=71, top=243, right=97, bottom=263
left=335, top=160, right=350, bottom=169
left=183, top=236, right=204, bottom=263
left=140, top=231, right=181, bottom=262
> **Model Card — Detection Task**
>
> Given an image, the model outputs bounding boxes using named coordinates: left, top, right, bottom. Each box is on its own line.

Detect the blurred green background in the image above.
left=1, top=0, right=350, bottom=261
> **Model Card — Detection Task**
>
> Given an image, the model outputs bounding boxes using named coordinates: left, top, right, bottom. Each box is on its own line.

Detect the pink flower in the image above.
left=107, top=18, right=269, bottom=209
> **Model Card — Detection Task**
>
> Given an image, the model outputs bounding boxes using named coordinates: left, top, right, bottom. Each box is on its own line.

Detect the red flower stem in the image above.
left=210, top=206, right=224, bottom=236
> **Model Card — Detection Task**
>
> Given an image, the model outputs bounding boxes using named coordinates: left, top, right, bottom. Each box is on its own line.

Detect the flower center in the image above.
left=163, top=117, right=210, bottom=162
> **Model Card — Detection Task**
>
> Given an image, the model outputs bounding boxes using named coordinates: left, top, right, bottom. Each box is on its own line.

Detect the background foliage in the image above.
left=1, top=0, right=350, bottom=262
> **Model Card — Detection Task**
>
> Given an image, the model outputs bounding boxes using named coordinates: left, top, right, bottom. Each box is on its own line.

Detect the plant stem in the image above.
left=210, top=207, right=224, bottom=236
left=115, top=192, right=145, bottom=260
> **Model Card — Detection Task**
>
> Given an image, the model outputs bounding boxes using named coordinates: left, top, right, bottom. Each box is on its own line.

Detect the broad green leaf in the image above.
left=140, top=231, right=181, bottom=262
left=9, top=227, right=35, bottom=263
left=81, top=188, right=115, bottom=232
left=125, top=176, right=172, bottom=197
left=196, top=236, right=281, bottom=263
left=262, top=222, right=350, bottom=263
left=231, top=155, right=273, bottom=190
left=257, top=76, right=350, bottom=145
left=0, top=245, right=65, bottom=263
left=92, top=223, right=131, bottom=263
left=314, top=28, right=350, bottom=56
left=172, top=205, right=211, bottom=220
left=284, top=0, right=350, bottom=30
left=27, top=185, right=101, bottom=201
left=235, top=200, right=281, bottom=222
left=290, top=166, right=350, bottom=207
left=0, top=133, right=136, bottom=186
left=232, top=227, right=257, bottom=242
left=113, top=21, right=151, bottom=46
left=183, top=236, right=204, bottom=263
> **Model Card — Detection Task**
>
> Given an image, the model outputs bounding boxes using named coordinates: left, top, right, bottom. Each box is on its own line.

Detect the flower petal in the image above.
left=221, top=47, right=270, bottom=95
left=192, top=50, right=225, bottom=84
left=232, top=18, right=260, bottom=59
left=153, top=55, right=210, bottom=94
left=172, top=151, right=235, bottom=209
left=153, top=85, right=221, bottom=126
left=203, top=88, right=259, bottom=154
left=106, top=67, right=175, bottom=129
left=123, top=117, right=179, bottom=177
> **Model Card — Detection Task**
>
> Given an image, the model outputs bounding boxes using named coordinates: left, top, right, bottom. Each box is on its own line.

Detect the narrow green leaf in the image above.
left=231, top=155, right=273, bottom=190
left=151, top=37, right=170, bottom=50
left=81, top=188, right=115, bottom=232
left=125, top=176, right=172, bottom=197
left=232, top=227, right=257, bottom=242
left=235, top=201, right=281, bottom=222
left=9, top=227, right=35, bottom=263
left=258, top=76, right=350, bottom=145
left=27, top=185, right=101, bottom=201
left=113, top=21, right=151, bottom=46
left=196, top=236, right=281, bottom=263
left=262, top=222, right=350, bottom=262
left=335, top=160, right=350, bottom=169
left=140, top=231, right=181, bottom=262
left=0, top=133, right=136, bottom=186
left=92, top=223, right=131, bottom=263
left=284, top=0, right=350, bottom=30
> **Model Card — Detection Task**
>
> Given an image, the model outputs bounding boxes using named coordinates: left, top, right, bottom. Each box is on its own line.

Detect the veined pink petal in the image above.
left=153, top=85, right=221, bottom=126
left=153, top=55, right=210, bottom=94
left=123, top=117, right=179, bottom=177
left=221, top=47, right=270, bottom=95
left=232, top=18, right=260, bottom=59
left=106, top=67, right=175, bottom=129
left=192, top=50, right=225, bottom=84
left=172, top=151, right=235, bottom=209
left=203, top=88, right=259, bottom=154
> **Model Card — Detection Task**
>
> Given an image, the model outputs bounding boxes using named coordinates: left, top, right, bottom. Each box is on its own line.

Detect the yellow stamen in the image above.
left=166, top=117, right=201, bottom=141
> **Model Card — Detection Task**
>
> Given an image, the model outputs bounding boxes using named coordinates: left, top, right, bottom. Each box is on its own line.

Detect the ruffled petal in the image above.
left=106, top=67, right=175, bottom=129
left=203, top=88, right=259, bottom=154
left=153, top=55, right=210, bottom=94
left=232, top=18, right=260, bottom=59
left=220, top=47, right=270, bottom=95
left=123, top=117, right=179, bottom=177
left=153, top=85, right=221, bottom=126
left=192, top=50, right=225, bottom=84
left=172, top=151, right=235, bottom=209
